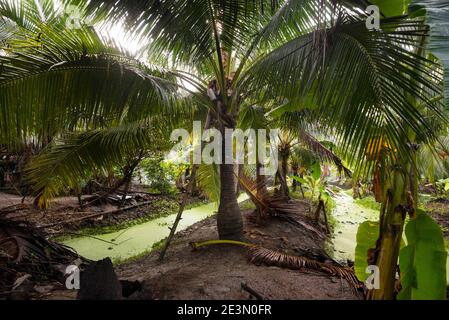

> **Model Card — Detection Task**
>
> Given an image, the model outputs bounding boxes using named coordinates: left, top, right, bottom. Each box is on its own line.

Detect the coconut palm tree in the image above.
left=274, top=109, right=352, bottom=198
left=1, top=1, right=447, bottom=299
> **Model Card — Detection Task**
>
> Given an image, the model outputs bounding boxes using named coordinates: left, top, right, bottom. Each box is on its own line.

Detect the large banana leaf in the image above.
left=354, top=220, right=379, bottom=282
left=398, top=210, right=447, bottom=300
left=370, top=0, right=411, bottom=17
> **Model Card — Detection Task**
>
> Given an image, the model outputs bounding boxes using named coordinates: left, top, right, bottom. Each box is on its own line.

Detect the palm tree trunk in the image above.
left=216, top=110, right=244, bottom=240
left=292, top=166, right=298, bottom=192
left=217, top=161, right=244, bottom=240
left=120, top=177, right=132, bottom=208
left=278, top=151, right=290, bottom=198
left=77, top=193, right=84, bottom=210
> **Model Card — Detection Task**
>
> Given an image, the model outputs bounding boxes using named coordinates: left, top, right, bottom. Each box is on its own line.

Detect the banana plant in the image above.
left=398, top=210, right=447, bottom=300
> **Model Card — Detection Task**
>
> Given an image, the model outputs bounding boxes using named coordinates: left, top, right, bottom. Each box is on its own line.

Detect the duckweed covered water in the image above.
left=62, top=192, right=448, bottom=283
left=327, top=193, right=449, bottom=284
left=326, top=193, right=379, bottom=262
left=62, top=194, right=248, bottom=262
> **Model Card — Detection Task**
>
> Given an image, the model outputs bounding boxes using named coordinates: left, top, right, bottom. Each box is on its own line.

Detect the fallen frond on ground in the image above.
left=248, top=247, right=362, bottom=292
left=0, top=218, right=89, bottom=298
left=237, top=173, right=324, bottom=238
left=190, top=240, right=364, bottom=293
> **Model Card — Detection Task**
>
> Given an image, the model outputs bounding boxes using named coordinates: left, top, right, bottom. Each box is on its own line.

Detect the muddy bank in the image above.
left=3, top=193, right=362, bottom=300
left=426, top=198, right=449, bottom=239
left=41, top=205, right=362, bottom=300
left=0, top=192, right=206, bottom=235
left=110, top=207, right=361, bottom=300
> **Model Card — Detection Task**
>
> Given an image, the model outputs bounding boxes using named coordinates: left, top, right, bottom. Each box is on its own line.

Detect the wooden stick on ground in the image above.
left=158, top=165, right=197, bottom=261
left=241, top=282, right=267, bottom=300
left=158, top=111, right=212, bottom=261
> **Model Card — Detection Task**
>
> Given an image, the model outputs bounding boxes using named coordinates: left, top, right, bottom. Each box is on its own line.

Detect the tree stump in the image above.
left=76, top=258, right=122, bottom=300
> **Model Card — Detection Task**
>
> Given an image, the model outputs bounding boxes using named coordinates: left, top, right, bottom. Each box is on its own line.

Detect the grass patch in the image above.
left=324, top=196, right=337, bottom=231
left=354, top=196, right=381, bottom=211
left=239, top=198, right=256, bottom=211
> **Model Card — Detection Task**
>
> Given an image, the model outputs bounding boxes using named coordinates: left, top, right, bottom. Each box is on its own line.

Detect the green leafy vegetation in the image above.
left=398, top=210, right=447, bottom=300
left=354, top=197, right=382, bottom=211
left=354, top=221, right=380, bottom=282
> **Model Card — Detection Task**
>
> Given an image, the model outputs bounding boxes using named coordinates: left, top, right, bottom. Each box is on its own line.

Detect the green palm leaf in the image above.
left=240, top=16, right=445, bottom=174
left=25, top=119, right=173, bottom=205
left=0, top=23, right=184, bottom=147
left=197, top=163, right=221, bottom=203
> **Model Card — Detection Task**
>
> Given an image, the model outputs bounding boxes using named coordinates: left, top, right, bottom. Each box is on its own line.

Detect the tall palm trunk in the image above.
left=217, top=124, right=244, bottom=240
left=216, top=100, right=244, bottom=240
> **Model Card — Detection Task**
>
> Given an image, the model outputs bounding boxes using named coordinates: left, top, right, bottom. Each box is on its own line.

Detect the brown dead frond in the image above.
left=190, top=239, right=363, bottom=294
left=299, top=130, right=352, bottom=178
left=238, top=173, right=270, bottom=208
left=237, top=172, right=324, bottom=238
left=248, top=246, right=363, bottom=292
left=0, top=218, right=89, bottom=291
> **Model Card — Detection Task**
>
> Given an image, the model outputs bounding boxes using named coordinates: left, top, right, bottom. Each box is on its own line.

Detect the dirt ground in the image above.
left=10, top=190, right=449, bottom=300
left=2, top=191, right=362, bottom=300
left=426, top=198, right=449, bottom=238
left=111, top=206, right=362, bottom=300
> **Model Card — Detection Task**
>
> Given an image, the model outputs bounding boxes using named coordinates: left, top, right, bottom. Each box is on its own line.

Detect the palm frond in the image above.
left=0, top=17, right=185, bottom=147
left=413, top=0, right=449, bottom=107
left=0, top=0, right=59, bottom=32
left=237, top=172, right=270, bottom=217
left=298, top=130, right=352, bottom=177
left=237, top=172, right=324, bottom=237
left=25, top=120, right=173, bottom=206
left=65, top=0, right=283, bottom=67
left=0, top=217, right=87, bottom=290
left=240, top=16, right=446, bottom=176
left=248, top=246, right=363, bottom=291
left=189, top=239, right=363, bottom=292
left=197, top=164, right=221, bottom=203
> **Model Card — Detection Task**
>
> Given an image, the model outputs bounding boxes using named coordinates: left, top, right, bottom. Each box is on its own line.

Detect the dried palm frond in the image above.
left=298, top=130, right=352, bottom=178
left=191, top=239, right=363, bottom=293
left=0, top=218, right=88, bottom=291
left=237, top=172, right=324, bottom=238
left=248, top=247, right=363, bottom=292
left=237, top=173, right=270, bottom=215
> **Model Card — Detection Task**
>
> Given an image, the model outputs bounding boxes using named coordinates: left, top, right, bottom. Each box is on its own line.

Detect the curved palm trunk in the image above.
left=279, top=150, right=290, bottom=198
left=291, top=166, right=298, bottom=192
